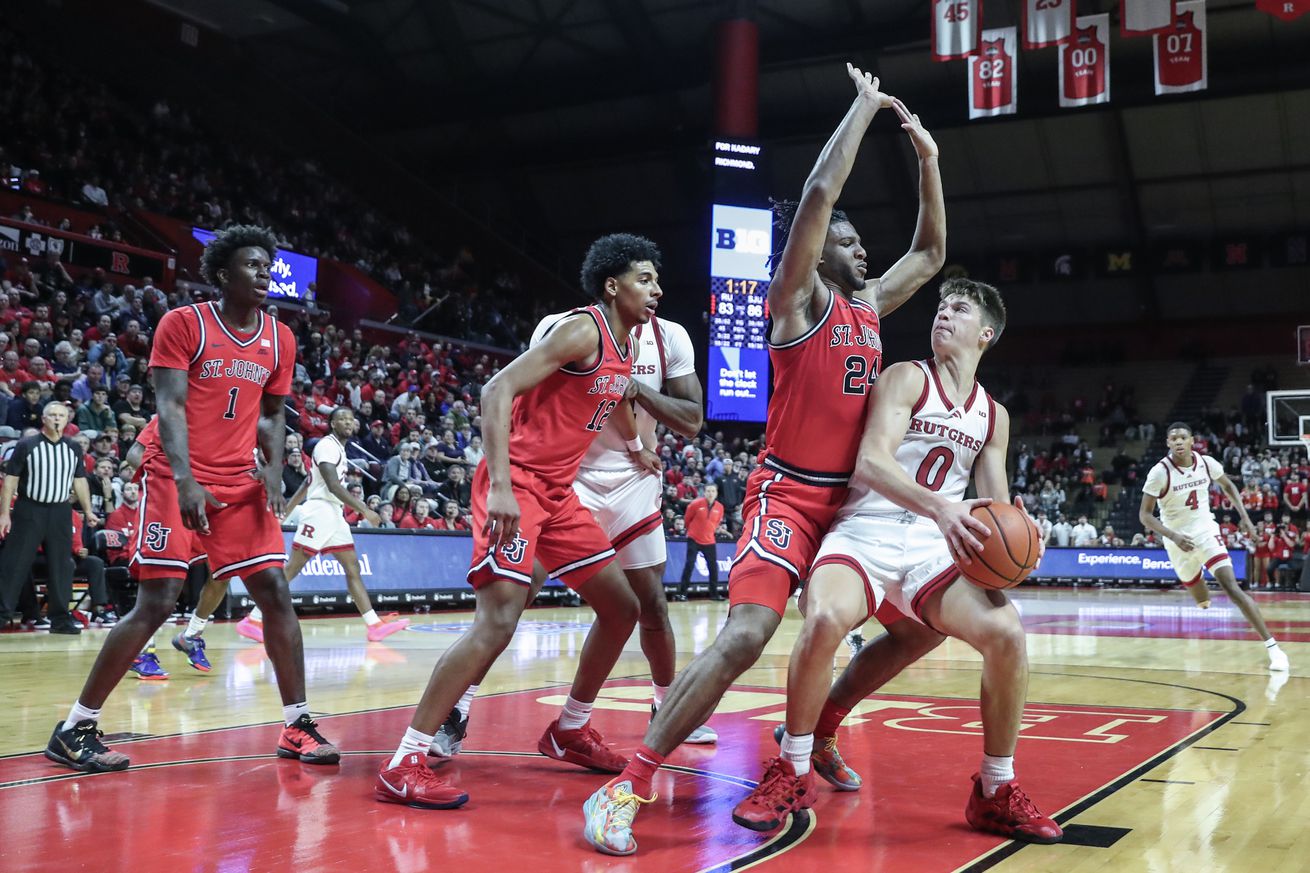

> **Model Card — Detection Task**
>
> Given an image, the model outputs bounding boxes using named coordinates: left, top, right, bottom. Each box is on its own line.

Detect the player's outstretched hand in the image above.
left=632, top=447, right=661, bottom=477
left=936, top=497, right=993, bottom=566
left=846, top=63, right=894, bottom=110
left=484, top=484, right=521, bottom=552
left=891, top=98, right=938, bottom=159
left=178, top=478, right=225, bottom=535
left=1013, top=496, right=1045, bottom=562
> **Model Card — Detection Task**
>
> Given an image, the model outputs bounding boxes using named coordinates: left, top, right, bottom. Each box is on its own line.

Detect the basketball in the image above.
left=958, top=502, right=1041, bottom=590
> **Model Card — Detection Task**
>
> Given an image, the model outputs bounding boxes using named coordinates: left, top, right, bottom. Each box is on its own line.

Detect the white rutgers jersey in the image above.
left=307, top=433, right=348, bottom=506
left=530, top=311, right=695, bottom=472
left=1143, top=453, right=1225, bottom=531
left=841, top=359, right=995, bottom=519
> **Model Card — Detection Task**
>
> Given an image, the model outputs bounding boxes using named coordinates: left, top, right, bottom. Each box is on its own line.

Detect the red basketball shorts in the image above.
left=131, top=466, right=286, bottom=581
left=467, top=463, right=615, bottom=591
left=727, top=465, right=850, bottom=616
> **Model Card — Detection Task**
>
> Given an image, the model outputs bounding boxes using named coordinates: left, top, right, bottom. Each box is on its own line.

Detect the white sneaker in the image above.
left=1268, top=647, right=1290, bottom=672
left=684, top=723, right=718, bottom=744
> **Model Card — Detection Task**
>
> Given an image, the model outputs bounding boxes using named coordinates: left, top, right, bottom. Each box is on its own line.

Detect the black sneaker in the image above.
left=93, top=609, right=120, bottom=627
left=50, top=619, right=82, bottom=635
left=29, top=617, right=51, bottom=630
left=45, top=720, right=131, bottom=772
left=428, top=707, right=468, bottom=758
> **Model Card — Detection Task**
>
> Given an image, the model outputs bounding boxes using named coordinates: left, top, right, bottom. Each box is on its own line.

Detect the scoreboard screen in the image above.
left=707, top=203, right=772, bottom=421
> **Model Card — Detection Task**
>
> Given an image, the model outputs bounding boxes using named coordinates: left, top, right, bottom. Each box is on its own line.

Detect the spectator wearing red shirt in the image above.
left=432, top=499, right=471, bottom=531
left=1284, top=473, right=1307, bottom=519
left=1, top=351, right=32, bottom=395
left=678, top=484, right=724, bottom=601
left=1261, top=484, right=1280, bottom=513
left=400, top=498, right=438, bottom=530
left=69, top=508, right=116, bottom=624
left=342, top=483, right=367, bottom=525
left=118, top=320, right=149, bottom=359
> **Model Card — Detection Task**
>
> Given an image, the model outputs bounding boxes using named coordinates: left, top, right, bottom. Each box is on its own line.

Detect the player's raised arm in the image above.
left=770, top=64, right=892, bottom=334
left=479, top=314, right=602, bottom=548
left=867, top=99, right=946, bottom=316
left=852, top=361, right=991, bottom=563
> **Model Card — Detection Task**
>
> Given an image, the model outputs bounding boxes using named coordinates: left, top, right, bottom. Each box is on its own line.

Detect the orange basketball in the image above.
left=958, top=502, right=1041, bottom=590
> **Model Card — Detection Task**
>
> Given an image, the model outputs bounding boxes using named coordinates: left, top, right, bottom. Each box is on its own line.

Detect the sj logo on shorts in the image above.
left=144, top=522, right=171, bottom=552
left=763, top=519, right=793, bottom=550
left=500, top=536, right=530, bottom=564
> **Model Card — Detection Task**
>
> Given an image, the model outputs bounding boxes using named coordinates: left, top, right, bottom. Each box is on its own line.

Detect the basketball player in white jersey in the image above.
left=743, top=278, right=1062, bottom=843
left=1139, top=422, right=1288, bottom=671
left=265, top=407, right=409, bottom=642
left=430, top=233, right=716, bottom=757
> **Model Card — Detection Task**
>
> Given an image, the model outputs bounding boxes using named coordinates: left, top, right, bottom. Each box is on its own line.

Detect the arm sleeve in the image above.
left=661, top=321, right=697, bottom=380
left=149, top=308, right=199, bottom=371
left=267, top=322, right=295, bottom=396
left=1142, top=463, right=1166, bottom=499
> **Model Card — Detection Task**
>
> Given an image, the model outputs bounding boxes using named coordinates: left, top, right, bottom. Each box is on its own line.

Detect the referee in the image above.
left=0, top=401, right=100, bottom=634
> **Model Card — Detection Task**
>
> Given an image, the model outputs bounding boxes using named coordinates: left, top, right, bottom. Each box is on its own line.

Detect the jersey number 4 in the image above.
left=1184, top=490, right=1199, bottom=510
left=842, top=356, right=878, bottom=396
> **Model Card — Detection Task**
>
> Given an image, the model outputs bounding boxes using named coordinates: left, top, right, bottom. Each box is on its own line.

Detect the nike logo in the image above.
left=379, top=775, right=408, bottom=798
left=284, top=736, right=303, bottom=749
left=550, top=734, right=566, bottom=758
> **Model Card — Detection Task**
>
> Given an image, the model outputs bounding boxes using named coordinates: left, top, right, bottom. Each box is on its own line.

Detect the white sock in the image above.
left=247, top=606, right=263, bottom=623
left=558, top=695, right=593, bottom=731
left=1265, top=637, right=1279, bottom=648
left=390, top=726, right=434, bottom=769
left=457, top=685, right=478, bottom=719
left=980, top=754, right=1015, bottom=798
left=283, top=701, right=310, bottom=726
left=63, top=701, right=101, bottom=732
left=780, top=731, right=814, bottom=776
left=652, top=683, right=670, bottom=709
left=185, top=613, right=208, bottom=639
left=362, top=609, right=381, bottom=626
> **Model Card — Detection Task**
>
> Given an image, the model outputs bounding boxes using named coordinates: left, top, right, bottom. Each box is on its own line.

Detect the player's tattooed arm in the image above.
left=625, top=371, right=703, bottom=439
left=257, top=393, right=288, bottom=517
left=771, top=63, right=892, bottom=344
left=866, top=99, right=945, bottom=316
left=155, top=367, right=222, bottom=534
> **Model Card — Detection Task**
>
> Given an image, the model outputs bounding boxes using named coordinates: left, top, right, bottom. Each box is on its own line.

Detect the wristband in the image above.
left=625, top=437, right=643, bottom=453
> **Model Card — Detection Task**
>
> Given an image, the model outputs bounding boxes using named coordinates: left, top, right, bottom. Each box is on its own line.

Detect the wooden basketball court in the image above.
left=1, top=587, right=1304, bottom=872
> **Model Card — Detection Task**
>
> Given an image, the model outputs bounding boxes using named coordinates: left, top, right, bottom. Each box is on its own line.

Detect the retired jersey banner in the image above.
left=1059, top=14, right=1110, bottom=108
left=1153, top=1, right=1207, bottom=94
left=933, top=0, right=983, bottom=61
left=1120, top=0, right=1175, bottom=36
left=969, top=28, right=1018, bottom=119
left=1023, top=0, right=1075, bottom=49
left=1256, top=0, right=1310, bottom=21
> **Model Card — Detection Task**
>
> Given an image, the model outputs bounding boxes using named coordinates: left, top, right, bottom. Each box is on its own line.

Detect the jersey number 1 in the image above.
left=223, top=387, right=238, bottom=420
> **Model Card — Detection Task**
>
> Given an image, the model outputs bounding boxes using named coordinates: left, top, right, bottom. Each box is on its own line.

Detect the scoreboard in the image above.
left=707, top=145, right=771, bottom=422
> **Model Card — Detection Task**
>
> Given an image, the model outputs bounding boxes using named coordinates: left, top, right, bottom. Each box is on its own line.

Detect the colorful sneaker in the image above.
left=965, top=773, right=1063, bottom=844
left=93, top=609, right=119, bottom=627
left=366, top=615, right=410, bottom=642
left=45, top=720, right=131, bottom=773
left=277, top=715, right=341, bottom=764
left=652, top=705, right=717, bottom=745
left=429, top=708, right=468, bottom=759
left=771, top=725, right=862, bottom=791
left=538, top=719, right=628, bottom=773
left=172, top=632, right=212, bottom=672
left=129, top=647, right=169, bottom=680
left=732, top=756, right=818, bottom=831
left=582, top=777, right=656, bottom=856
left=375, top=753, right=469, bottom=809
left=71, top=609, right=91, bottom=628
left=235, top=616, right=264, bottom=643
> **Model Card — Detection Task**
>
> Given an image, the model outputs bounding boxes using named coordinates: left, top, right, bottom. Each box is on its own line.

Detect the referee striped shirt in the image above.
left=4, top=434, right=86, bottom=504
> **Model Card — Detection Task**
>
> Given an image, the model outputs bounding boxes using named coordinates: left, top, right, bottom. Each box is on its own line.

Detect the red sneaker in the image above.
left=538, top=719, right=628, bottom=773
left=277, top=715, right=341, bottom=765
left=732, top=757, right=818, bottom=831
left=965, top=773, right=1063, bottom=844
left=375, top=753, right=469, bottom=809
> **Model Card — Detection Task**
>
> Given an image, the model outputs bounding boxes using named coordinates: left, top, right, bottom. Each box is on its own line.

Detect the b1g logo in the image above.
left=500, top=536, right=530, bottom=564
left=144, top=522, right=171, bottom=552
left=763, top=519, right=793, bottom=550
left=714, top=226, right=769, bottom=255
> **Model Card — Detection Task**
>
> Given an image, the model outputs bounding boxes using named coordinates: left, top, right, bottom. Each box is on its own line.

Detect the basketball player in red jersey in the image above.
left=583, top=63, right=947, bottom=855
left=768, top=280, right=1061, bottom=844
left=46, top=226, right=339, bottom=773
left=374, top=234, right=663, bottom=810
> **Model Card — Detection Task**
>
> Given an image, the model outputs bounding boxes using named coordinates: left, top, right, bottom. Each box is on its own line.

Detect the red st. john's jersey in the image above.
left=148, top=302, right=295, bottom=485
left=762, top=291, right=882, bottom=480
left=508, top=304, right=633, bottom=483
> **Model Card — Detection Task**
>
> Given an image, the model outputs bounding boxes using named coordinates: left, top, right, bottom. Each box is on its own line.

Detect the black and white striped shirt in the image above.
left=4, top=434, right=86, bottom=504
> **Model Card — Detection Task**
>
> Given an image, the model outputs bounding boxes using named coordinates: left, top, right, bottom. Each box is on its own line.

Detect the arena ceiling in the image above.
left=144, top=0, right=1310, bottom=316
